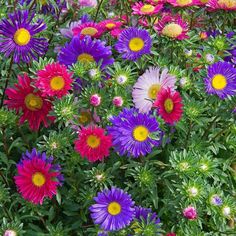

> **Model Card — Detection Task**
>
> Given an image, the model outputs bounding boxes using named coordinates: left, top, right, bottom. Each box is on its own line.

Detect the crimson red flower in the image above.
left=4, top=74, right=53, bottom=130
left=36, top=62, right=73, bottom=98
left=74, top=126, right=112, bottom=162
left=153, top=88, right=183, bottom=125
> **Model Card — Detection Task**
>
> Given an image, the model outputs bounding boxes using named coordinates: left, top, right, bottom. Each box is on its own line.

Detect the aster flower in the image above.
left=99, top=19, right=122, bottom=31
left=14, top=149, right=63, bottom=204
left=0, top=10, right=48, bottom=63
left=210, top=194, right=223, bottom=206
left=58, top=36, right=114, bottom=69
left=74, top=126, right=112, bottom=162
left=134, top=206, right=161, bottom=225
left=4, top=74, right=53, bottom=131
left=146, top=0, right=165, bottom=4
left=132, top=2, right=163, bottom=15
left=154, top=14, right=189, bottom=40
left=72, top=22, right=104, bottom=38
left=132, top=66, right=176, bottom=113
left=107, top=108, right=163, bottom=158
left=204, top=61, right=236, bottom=99
left=153, top=88, right=183, bottom=125
left=90, top=187, right=135, bottom=231
left=167, top=0, right=198, bottom=7
left=207, top=0, right=236, bottom=10
left=115, top=27, right=152, bottom=61
left=36, top=62, right=73, bottom=98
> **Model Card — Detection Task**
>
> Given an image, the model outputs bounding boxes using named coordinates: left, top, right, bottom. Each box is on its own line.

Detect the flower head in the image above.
left=154, top=88, right=183, bottom=125
left=167, top=0, right=198, bottom=7
left=115, top=27, right=152, bottom=61
left=90, top=187, right=135, bottom=231
left=99, top=19, right=122, bottom=31
left=72, top=22, right=104, bottom=38
left=132, top=2, right=163, bottom=15
left=204, top=61, right=236, bottom=99
left=58, top=36, right=114, bottom=69
left=134, top=206, right=160, bottom=225
left=132, top=67, right=176, bottom=113
left=155, top=14, right=189, bottom=40
left=4, top=74, right=52, bottom=131
left=74, top=126, right=112, bottom=162
left=207, top=0, right=236, bottom=10
left=14, top=149, right=63, bottom=204
left=108, top=108, right=163, bottom=158
left=210, top=194, right=223, bottom=206
left=0, top=10, right=48, bottom=63
left=36, top=62, right=73, bottom=98
left=90, top=94, right=101, bottom=107
left=183, top=206, right=197, bottom=220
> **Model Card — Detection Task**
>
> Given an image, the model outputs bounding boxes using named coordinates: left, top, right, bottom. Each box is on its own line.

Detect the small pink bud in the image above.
left=4, top=230, right=17, bottom=236
left=112, top=96, right=123, bottom=107
left=166, top=233, right=176, bottom=236
left=183, top=206, right=197, bottom=220
left=90, top=94, right=101, bottom=107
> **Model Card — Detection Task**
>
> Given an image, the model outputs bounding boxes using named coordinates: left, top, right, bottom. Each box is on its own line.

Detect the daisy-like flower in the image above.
left=115, top=27, right=152, bottom=61
left=4, top=74, right=53, bottom=131
left=90, top=187, right=135, bottom=231
left=134, top=206, right=161, bottom=225
left=204, top=61, right=236, bottom=99
left=146, top=0, right=165, bottom=4
left=207, top=0, right=236, bottom=10
left=154, top=14, right=189, bottom=40
left=36, top=62, right=73, bottom=98
left=153, top=88, right=183, bottom=125
left=14, top=148, right=63, bottom=204
left=58, top=36, right=114, bottom=69
left=107, top=108, right=163, bottom=158
left=132, top=2, right=163, bottom=15
left=0, top=10, right=48, bottom=63
left=72, top=22, right=104, bottom=38
left=167, top=0, right=198, bottom=7
left=132, top=67, right=176, bottom=113
left=99, top=19, right=122, bottom=31
left=74, top=126, right=112, bottom=162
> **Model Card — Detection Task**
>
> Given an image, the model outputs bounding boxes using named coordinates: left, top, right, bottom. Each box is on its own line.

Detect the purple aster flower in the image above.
left=233, top=107, right=236, bottom=113
left=210, top=195, right=223, bottom=206
left=115, top=27, right=152, bottom=61
left=107, top=108, right=163, bottom=158
left=58, top=36, right=114, bottom=69
left=90, top=187, right=135, bottom=231
left=97, top=232, right=108, bottom=236
left=204, top=61, right=236, bottom=99
left=0, top=10, right=48, bottom=63
left=134, top=206, right=161, bottom=225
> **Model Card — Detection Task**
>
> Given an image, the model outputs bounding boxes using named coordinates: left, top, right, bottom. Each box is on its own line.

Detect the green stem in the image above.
left=94, top=0, right=104, bottom=22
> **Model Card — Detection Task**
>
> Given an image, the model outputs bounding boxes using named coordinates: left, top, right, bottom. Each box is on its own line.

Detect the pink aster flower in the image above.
left=90, top=94, right=101, bottom=107
left=207, top=0, right=236, bottom=10
left=78, top=0, right=97, bottom=7
left=72, top=22, right=104, bottom=39
left=110, top=28, right=123, bottom=38
left=36, top=62, right=73, bottom=98
left=146, top=0, right=165, bottom=4
left=183, top=206, right=197, bottom=220
left=167, top=0, right=198, bottom=7
left=99, top=19, right=122, bottom=31
left=154, top=14, right=189, bottom=40
left=74, top=126, right=112, bottom=162
left=14, top=149, right=63, bottom=205
left=132, top=2, right=163, bottom=15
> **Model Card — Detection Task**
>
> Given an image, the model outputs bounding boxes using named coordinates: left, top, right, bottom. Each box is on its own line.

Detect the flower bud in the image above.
left=112, top=96, right=124, bottom=107
left=183, top=206, right=197, bottom=220
left=90, top=94, right=101, bottom=107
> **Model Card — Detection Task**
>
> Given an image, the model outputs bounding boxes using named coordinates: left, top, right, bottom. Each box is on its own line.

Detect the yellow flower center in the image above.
left=164, top=98, right=174, bottom=113
left=106, top=23, right=116, bottom=29
left=162, top=23, right=183, bottom=38
left=140, top=4, right=155, bottom=13
left=77, top=53, right=95, bottom=64
left=129, top=37, right=144, bottom=52
left=176, top=0, right=192, bottom=6
left=211, top=74, right=227, bottom=90
left=218, top=0, right=236, bottom=8
left=24, top=93, right=43, bottom=111
left=133, top=125, right=149, bottom=142
left=107, top=202, right=121, bottom=215
left=14, top=28, right=31, bottom=46
left=50, top=76, right=65, bottom=91
left=37, top=0, right=48, bottom=5
left=32, top=172, right=46, bottom=187
left=80, top=27, right=98, bottom=36
left=148, top=84, right=161, bottom=99
left=86, top=135, right=101, bottom=148
left=200, top=0, right=209, bottom=3
left=79, top=112, right=91, bottom=124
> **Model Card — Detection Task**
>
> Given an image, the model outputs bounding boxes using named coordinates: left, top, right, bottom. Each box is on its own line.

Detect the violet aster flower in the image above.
left=134, top=206, right=161, bottom=225
left=107, top=108, right=163, bottom=158
left=0, top=10, right=48, bottom=63
left=58, top=36, right=114, bottom=69
left=115, top=27, right=152, bottom=61
left=204, top=61, right=236, bottom=99
left=210, top=194, right=223, bottom=206
left=90, top=187, right=135, bottom=231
